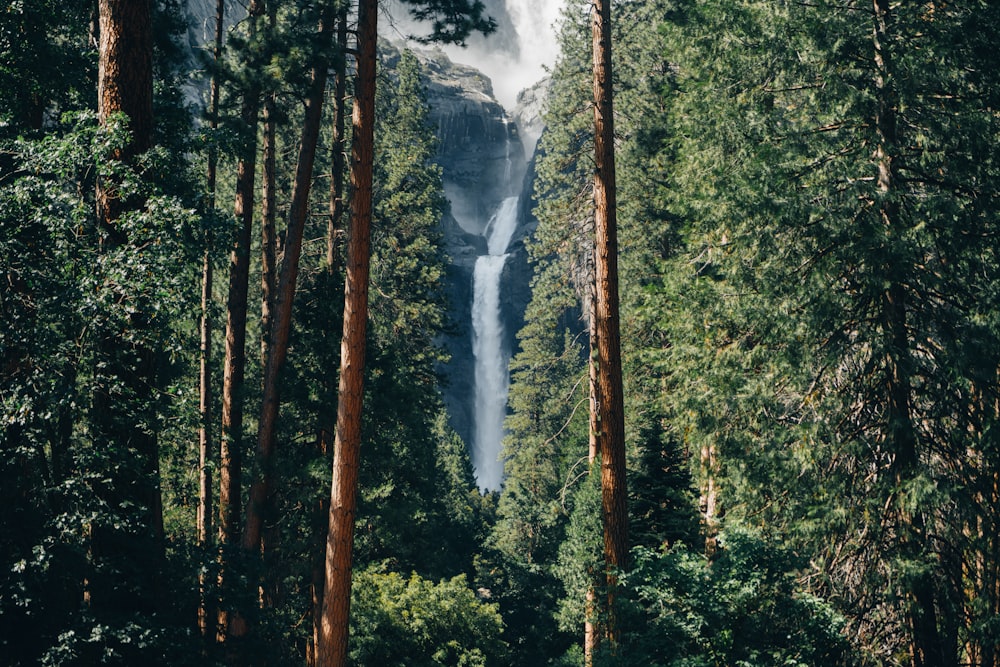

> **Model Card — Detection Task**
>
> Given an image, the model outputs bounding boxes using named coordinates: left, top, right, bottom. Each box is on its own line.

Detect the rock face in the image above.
left=180, top=0, right=541, bottom=475
left=511, top=76, right=550, bottom=158
left=181, top=0, right=245, bottom=109
left=412, top=46, right=527, bottom=234
left=405, top=46, right=537, bottom=460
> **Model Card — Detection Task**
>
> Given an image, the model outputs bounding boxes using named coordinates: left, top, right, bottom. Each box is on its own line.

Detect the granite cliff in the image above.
left=404, top=45, right=538, bottom=457
left=181, top=1, right=542, bottom=476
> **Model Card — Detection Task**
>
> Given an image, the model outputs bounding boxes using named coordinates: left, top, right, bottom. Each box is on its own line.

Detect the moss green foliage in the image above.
left=614, top=529, right=856, bottom=667
left=1, top=3, right=492, bottom=663
left=350, top=568, right=507, bottom=666
left=0, top=0, right=95, bottom=136
left=497, top=0, right=1000, bottom=665
left=0, top=110, right=206, bottom=665
left=6, top=0, right=1000, bottom=664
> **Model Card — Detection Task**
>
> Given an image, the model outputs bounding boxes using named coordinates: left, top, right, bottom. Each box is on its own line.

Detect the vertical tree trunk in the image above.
left=591, top=0, right=628, bottom=650
left=585, top=293, right=599, bottom=666
left=309, top=9, right=350, bottom=666
left=244, top=0, right=337, bottom=560
left=326, top=8, right=349, bottom=277
left=318, top=2, right=377, bottom=665
left=96, top=0, right=153, bottom=228
left=256, top=0, right=283, bottom=617
left=871, top=1, right=947, bottom=665
left=198, top=0, right=225, bottom=642
left=198, top=237, right=215, bottom=631
left=91, top=0, right=162, bottom=620
left=218, top=0, right=265, bottom=642
left=260, top=95, right=276, bottom=373
left=260, top=2, right=278, bottom=380
left=240, top=8, right=339, bottom=652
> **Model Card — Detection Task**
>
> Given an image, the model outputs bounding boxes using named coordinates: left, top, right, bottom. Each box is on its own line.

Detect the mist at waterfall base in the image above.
left=471, top=197, right=520, bottom=491
left=387, top=0, right=566, bottom=110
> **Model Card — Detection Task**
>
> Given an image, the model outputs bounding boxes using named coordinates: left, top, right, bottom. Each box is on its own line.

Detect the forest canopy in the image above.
left=2, top=1, right=1000, bottom=666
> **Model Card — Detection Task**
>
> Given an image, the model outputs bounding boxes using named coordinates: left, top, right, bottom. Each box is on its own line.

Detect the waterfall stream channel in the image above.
left=471, top=195, right=520, bottom=491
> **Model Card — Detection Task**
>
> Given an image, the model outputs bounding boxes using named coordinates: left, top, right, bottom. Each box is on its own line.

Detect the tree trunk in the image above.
left=198, top=237, right=215, bottom=632
left=198, top=0, right=225, bottom=642
left=255, top=2, right=284, bottom=618
left=326, top=8, right=348, bottom=277
left=872, top=1, right=947, bottom=665
left=218, top=0, right=265, bottom=643
left=585, top=292, right=599, bottom=666
left=591, top=0, right=628, bottom=649
left=309, top=9, right=350, bottom=666
left=96, top=0, right=153, bottom=230
left=317, top=2, right=377, bottom=664
left=244, top=0, right=337, bottom=560
left=260, top=62, right=277, bottom=378
left=91, top=0, right=162, bottom=620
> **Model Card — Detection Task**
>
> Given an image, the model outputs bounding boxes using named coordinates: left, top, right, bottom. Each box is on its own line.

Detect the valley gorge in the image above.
left=403, top=44, right=538, bottom=491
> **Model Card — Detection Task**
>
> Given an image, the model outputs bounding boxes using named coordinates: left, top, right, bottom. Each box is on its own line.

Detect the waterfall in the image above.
left=505, top=0, right=564, bottom=75
left=471, top=195, right=520, bottom=491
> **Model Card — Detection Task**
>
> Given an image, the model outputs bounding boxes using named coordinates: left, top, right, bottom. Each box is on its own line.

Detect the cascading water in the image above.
left=471, top=195, right=519, bottom=491
left=382, top=1, right=568, bottom=490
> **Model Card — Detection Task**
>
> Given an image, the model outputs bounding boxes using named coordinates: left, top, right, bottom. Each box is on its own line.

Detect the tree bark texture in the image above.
left=585, top=295, right=599, bottom=666
left=91, top=0, right=163, bottom=621
left=96, top=0, right=153, bottom=230
left=310, top=9, right=350, bottom=666
left=198, top=240, right=214, bottom=633
left=198, top=0, right=225, bottom=642
left=218, top=99, right=255, bottom=549
left=260, top=69, right=277, bottom=376
left=326, top=6, right=348, bottom=276
left=318, top=2, right=377, bottom=665
left=218, top=0, right=264, bottom=643
left=591, top=0, right=628, bottom=649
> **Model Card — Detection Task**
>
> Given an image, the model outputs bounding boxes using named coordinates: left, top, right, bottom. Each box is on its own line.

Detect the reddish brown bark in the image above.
left=218, top=103, right=255, bottom=550
left=197, top=0, right=225, bottom=642
left=591, top=0, right=628, bottom=649
left=198, top=241, right=214, bottom=633
left=317, top=2, right=377, bottom=665
left=218, top=0, right=265, bottom=643
left=585, top=295, right=599, bottom=666
left=309, top=9, right=350, bottom=666
left=96, top=0, right=153, bottom=231
left=257, top=3, right=282, bottom=619
left=90, top=0, right=163, bottom=620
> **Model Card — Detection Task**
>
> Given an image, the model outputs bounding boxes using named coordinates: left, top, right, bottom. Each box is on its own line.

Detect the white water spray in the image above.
left=471, top=196, right=520, bottom=491
left=387, top=0, right=566, bottom=110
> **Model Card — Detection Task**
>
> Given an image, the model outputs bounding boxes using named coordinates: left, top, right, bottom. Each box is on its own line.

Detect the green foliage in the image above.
left=8, top=0, right=1000, bottom=664
left=554, top=465, right=601, bottom=635
left=648, top=1, right=1000, bottom=661
left=0, top=0, right=95, bottom=136
left=399, top=0, right=497, bottom=45
left=350, top=568, right=508, bottom=666
left=500, top=0, right=1000, bottom=664
left=487, top=320, right=587, bottom=664
left=610, top=529, right=859, bottom=667
left=0, top=109, right=206, bottom=665
left=352, top=47, right=480, bottom=578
